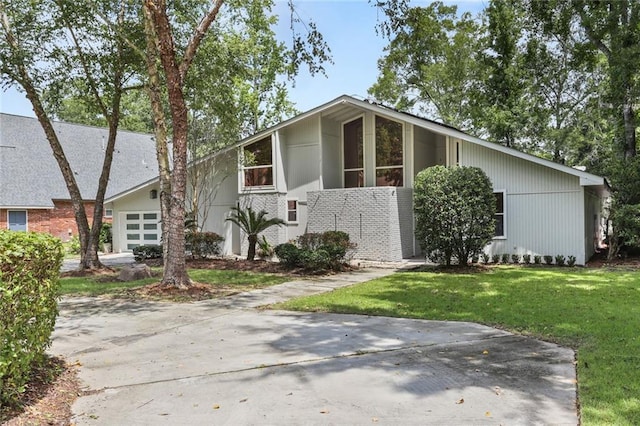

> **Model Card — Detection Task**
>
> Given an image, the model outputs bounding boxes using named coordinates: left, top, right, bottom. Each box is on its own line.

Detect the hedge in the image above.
left=0, top=231, right=64, bottom=407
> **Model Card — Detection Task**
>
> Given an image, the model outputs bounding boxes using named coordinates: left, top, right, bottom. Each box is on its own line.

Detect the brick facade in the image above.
left=0, top=201, right=111, bottom=242
left=307, top=187, right=415, bottom=261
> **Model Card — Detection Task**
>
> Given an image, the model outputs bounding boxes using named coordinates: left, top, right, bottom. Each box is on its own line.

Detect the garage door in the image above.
left=123, top=212, right=161, bottom=250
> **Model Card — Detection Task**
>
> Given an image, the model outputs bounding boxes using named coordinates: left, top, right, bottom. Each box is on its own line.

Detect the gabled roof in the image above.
left=0, top=113, right=158, bottom=208
left=237, top=95, right=607, bottom=188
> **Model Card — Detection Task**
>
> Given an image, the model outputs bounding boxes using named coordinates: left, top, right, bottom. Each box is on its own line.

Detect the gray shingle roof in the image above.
left=0, top=113, right=158, bottom=207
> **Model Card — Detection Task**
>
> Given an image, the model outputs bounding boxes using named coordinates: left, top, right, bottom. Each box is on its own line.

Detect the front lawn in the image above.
left=275, top=266, right=640, bottom=425
left=59, top=268, right=289, bottom=298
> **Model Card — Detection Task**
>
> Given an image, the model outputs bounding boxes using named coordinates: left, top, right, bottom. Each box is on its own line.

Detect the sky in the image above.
left=0, top=0, right=486, bottom=118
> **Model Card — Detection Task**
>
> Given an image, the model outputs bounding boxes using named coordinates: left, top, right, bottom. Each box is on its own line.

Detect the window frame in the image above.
left=7, top=210, right=28, bottom=231
left=286, top=199, right=298, bottom=224
left=242, top=135, right=274, bottom=188
left=374, top=115, right=404, bottom=187
left=493, top=190, right=507, bottom=239
left=342, top=115, right=365, bottom=188
left=104, top=208, right=113, bottom=218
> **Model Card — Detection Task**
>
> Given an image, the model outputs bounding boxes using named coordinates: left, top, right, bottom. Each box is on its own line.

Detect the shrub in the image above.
left=491, top=254, right=500, bottom=264
left=0, top=231, right=64, bottom=407
left=99, top=222, right=112, bottom=245
left=481, top=253, right=490, bottom=264
left=274, top=243, right=301, bottom=267
left=543, top=255, right=553, bottom=265
left=522, top=254, right=531, bottom=264
left=414, top=166, right=495, bottom=266
left=567, top=255, right=577, bottom=267
left=534, top=255, right=542, bottom=264
left=68, top=234, right=81, bottom=255
left=185, top=232, right=224, bottom=258
left=256, top=235, right=274, bottom=258
left=511, top=254, right=521, bottom=264
left=276, top=231, right=355, bottom=271
left=555, top=255, right=566, bottom=266
left=501, top=253, right=510, bottom=264
left=133, top=244, right=163, bottom=261
left=471, top=254, right=479, bottom=264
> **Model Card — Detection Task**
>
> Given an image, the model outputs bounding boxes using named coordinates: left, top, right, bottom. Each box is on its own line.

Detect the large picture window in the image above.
left=343, top=117, right=364, bottom=188
left=375, top=116, right=403, bottom=186
left=243, top=136, right=273, bottom=187
left=494, top=191, right=506, bottom=238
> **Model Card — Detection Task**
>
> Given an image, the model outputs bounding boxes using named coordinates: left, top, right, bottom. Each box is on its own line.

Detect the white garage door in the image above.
left=123, top=211, right=161, bottom=251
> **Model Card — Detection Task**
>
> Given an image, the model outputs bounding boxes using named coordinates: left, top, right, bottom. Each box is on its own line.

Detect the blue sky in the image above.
left=0, top=0, right=485, bottom=118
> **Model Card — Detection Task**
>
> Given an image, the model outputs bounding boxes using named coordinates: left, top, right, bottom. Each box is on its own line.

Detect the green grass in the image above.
left=275, top=266, right=640, bottom=425
left=59, top=268, right=288, bottom=296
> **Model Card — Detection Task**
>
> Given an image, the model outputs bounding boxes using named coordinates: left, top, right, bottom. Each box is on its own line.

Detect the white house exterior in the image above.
left=107, top=95, right=608, bottom=265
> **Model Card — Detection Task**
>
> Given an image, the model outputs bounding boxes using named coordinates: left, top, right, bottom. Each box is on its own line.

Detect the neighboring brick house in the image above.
left=109, top=95, right=609, bottom=265
left=0, top=113, right=157, bottom=241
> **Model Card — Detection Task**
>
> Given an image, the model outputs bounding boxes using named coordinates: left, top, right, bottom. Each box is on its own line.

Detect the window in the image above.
left=8, top=210, right=27, bottom=231
left=243, top=136, right=273, bottom=186
left=104, top=209, right=113, bottom=218
left=343, top=117, right=364, bottom=188
left=494, top=191, right=506, bottom=238
left=287, top=200, right=298, bottom=223
left=375, top=116, right=403, bottom=186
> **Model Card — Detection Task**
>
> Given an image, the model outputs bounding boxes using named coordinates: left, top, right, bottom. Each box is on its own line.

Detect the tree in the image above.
left=225, top=206, right=285, bottom=261
left=414, top=166, right=495, bottom=266
left=142, top=0, right=330, bottom=287
left=0, top=0, right=140, bottom=270
left=371, top=1, right=483, bottom=129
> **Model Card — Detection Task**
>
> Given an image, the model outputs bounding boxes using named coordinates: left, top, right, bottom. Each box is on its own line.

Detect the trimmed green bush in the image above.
left=275, top=231, right=355, bottom=272
left=523, top=254, right=531, bottom=264
left=0, top=231, right=63, bottom=407
left=491, top=254, right=500, bottom=264
left=555, top=255, right=566, bottom=266
left=534, top=255, right=542, bottom=264
left=481, top=253, right=490, bottom=264
left=567, top=255, right=577, bottom=267
left=501, top=253, right=510, bottom=264
left=544, top=255, right=553, bottom=265
left=414, top=166, right=495, bottom=266
left=185, top=232, right=224, bottom=258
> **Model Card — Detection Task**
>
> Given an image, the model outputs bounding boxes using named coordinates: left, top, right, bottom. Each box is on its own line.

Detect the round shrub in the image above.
left=0, top=231, right=64, bottom=407
left=274, top=243, right=301, bottom=267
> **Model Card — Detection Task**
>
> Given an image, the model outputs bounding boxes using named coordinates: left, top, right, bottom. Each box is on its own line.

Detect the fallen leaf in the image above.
left=213, top=404, right=220, bottom=410
left=485, top=411, right=492, bottom=417
left=482, top=350, right=489, bottom=355
left=456, top=398, right=464, bottom=404
left=239, top=398, right=248, bottom=403
left=320, top=409, right=329, bottom=414
left=494, top=386, right=503, bottom=396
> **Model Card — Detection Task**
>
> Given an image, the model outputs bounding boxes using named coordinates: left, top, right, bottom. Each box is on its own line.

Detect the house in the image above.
left=108, top=95, right=609, bottom=265
left=0, top=113, right=158, bottom=241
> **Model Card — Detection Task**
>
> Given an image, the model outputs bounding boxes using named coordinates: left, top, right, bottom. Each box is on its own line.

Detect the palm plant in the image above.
left=226, top=206, right=285, bottom=260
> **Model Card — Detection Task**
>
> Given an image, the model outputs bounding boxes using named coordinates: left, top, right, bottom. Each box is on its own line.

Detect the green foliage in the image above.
left=522, top=254, right=531, bottom=264
left=492, top=254, right=500, bottom=264
left=185, top=232, right=224, bottom=259
left=225, top=206, right=285, bottom=261
left=133, top=245, right=163, bottom=262
left=534, top=255, right=542, bottom=265
left=501, top=253, right=510, bottom=264
left=481, top=253, right=490, bottom=264
left=543, top=255, right=553, bottom=265
left=67, top=235, right=81, bottom=255
left=511, top=254, right=521, bottom=264
left=414, top=166, right=495, bottom=266
left=99, top=223, right=112, bottom=246
left=0, top=231, right=63, bottom=407
left=567, top=255, right=576, bottom=267
left=274, top=231, right=354, bottom=272
left=555, top=255, right=566, bottom=266
left=256, top=235, right=274, bottom=258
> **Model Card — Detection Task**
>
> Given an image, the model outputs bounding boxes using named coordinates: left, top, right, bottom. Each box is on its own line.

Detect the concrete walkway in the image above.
left=51, top=268, right=578, bottom=425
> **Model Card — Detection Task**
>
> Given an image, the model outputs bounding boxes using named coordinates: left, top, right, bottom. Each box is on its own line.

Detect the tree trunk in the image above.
left=247, top=234, right=257, bottom=261
left=146, top=0, right=191, bottom=287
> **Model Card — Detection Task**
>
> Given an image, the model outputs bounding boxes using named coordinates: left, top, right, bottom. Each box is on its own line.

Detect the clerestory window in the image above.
left=243, top=136, right=273, bottom=187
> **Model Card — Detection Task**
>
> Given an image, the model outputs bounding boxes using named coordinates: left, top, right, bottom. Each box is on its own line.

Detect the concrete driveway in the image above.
left=51, top=269, right=578, bottom=425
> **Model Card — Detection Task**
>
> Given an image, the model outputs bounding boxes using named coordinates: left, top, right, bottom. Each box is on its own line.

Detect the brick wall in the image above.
left=0, top=201, right=111, bottom=242
left=307, top=187, right=415, bottom=261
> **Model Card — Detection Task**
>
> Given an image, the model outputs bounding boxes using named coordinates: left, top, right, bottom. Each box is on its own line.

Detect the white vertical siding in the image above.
left=321, top=117, right=340, bottom=189
left=464, top=142, right=588, bottom=264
